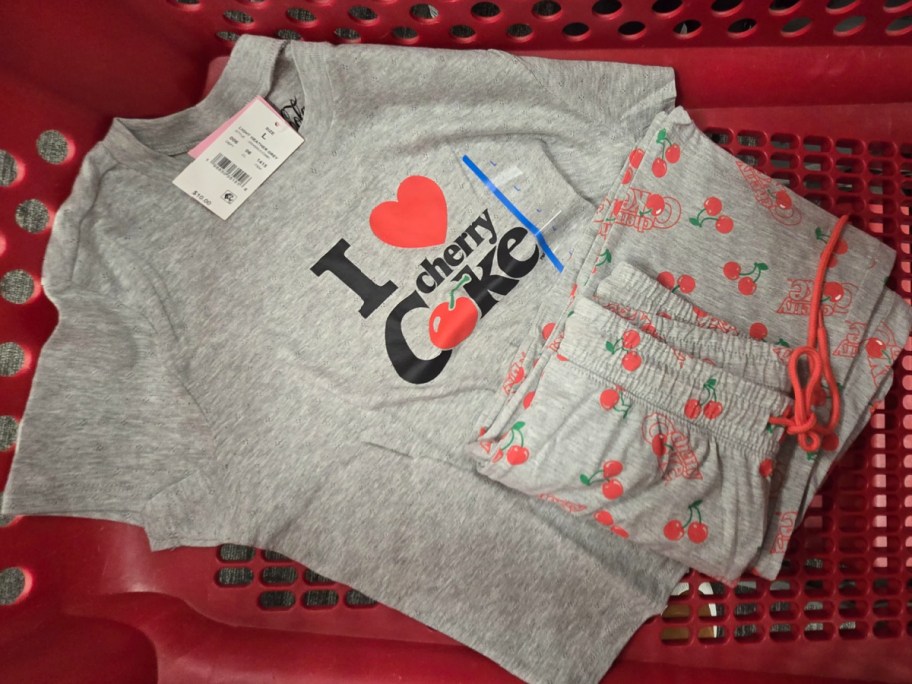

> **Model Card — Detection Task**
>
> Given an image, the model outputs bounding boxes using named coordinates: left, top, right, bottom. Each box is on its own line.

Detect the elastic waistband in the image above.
left=561, top=297, right=791, bottom=455
left=594, top=262, right=793, bottom=393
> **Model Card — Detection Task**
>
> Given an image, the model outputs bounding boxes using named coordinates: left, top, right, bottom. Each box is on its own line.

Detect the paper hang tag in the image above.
left=173, top=96, right=303, bottom=220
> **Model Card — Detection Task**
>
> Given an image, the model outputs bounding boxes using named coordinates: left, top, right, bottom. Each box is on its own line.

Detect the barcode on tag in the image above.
left=211, top=152, right=251, bottom=186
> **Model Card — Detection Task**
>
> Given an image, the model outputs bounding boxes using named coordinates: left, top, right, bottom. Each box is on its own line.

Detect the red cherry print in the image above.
left=522, top=391, right=535, bottom=409
left=823, top=282, right=844, bottom=302
left=723, top=261, right=741, bottom=281
left=749, top=322, right=768, bottom=340
left=645, top=193, right=666, bottom=216
left=622, top=167, right=634, bottom=184
left=594, top=510, right=614, bottom=526
left=492, top=449, right=504, bottom=463
left=664, top=519, right=685, bottom=541
left=542, top=322, right=555, bottom=340
left=687, top=522, right=709, bottom=544
left=693, top=305, right=708, bottom=319
left=703, top=401, right=723, bottom=420
left=570, top=284, right=578, bottom=298
left=738, top=277, right=757, bottom=296
left=622, top=351, right=642, bottom=372
left=603, top=460, right=623, bottom=478
left=865, top=337, right=886, bottom=358
left=775, top=189, right=792, bottom=210
left=703, top=197, right=722, bottom=217
left=611, top=199, right=624, bottom=217
left=665, top=144, right=681, bottom=164
left=428, top=296, right=479, bottom=349
left=677, top=274, right=696, bottom=294
left=556, top=354, right=568, bottom=362
left=759, top=458, right=774, bottom=478
left=834, top=239, right=848, bottom=255
left=827, top=254, right=839, bottom=269
left=623, top=329, right=641, bottom=349
left=602, top=479, right=623, bottom=500
left=652, top=157, right=667, bottom=178
left=657, top=271, right=675, bottom=289
left=611, top=526, right=629, bottom=538
left=715, top=215, right=734, bottom=234
left=684, top=398, right=702, bottom=419
left=599, top=389, right=620, bottom=410
left=651, top=434, right=667, bottom=457
left=629, top=148, right=645, bottom=169
left=821, top=432, right=840, bottom=451
left=506, top=445, right=529, bottom=465
left=642, top=323, right=658, bottom=337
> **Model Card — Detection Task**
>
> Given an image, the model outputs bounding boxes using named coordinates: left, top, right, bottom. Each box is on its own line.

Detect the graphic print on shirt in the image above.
left=776, top=278, right=856, bottom=316
left=864, top=321, right=902, bottom=387
left=833, top=320, right=867, bottom=358
left=641, top=412, right=704, bottom=482
left=310, top=174, right=543, bottom=385
left=735, top=160, right=802, bottom=226
left=769, top=510, right=797, bottom=554
left=613, top=187, right=682, bottom=233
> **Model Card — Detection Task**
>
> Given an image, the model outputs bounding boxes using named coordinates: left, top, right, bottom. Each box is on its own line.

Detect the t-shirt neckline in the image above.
left=101, top=35, right=330, bottom=182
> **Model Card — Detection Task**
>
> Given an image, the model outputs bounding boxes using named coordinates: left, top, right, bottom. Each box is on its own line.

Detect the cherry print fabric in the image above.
left=476, top=281, right=793, bottom=583
left=471, top=105, right=912, bottom=586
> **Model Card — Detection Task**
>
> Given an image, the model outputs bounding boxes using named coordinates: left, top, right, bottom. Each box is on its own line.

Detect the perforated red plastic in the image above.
left=1, top=2, right=910, bottom=683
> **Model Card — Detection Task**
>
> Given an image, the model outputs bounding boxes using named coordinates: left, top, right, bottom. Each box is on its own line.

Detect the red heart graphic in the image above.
left=369, top=176, right=447, bottom=249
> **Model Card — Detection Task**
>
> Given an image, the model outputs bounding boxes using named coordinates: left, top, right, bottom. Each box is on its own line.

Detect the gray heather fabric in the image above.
left=1, top=36, right=686, bottom=684
left=469, top=105, right=912, bottom=582
left=474, top=265, right=793, bottom=584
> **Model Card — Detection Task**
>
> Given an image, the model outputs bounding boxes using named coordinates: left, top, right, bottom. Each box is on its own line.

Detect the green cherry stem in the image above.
left=580, top=469, right=602, bottom=486
left=448, top=273, right=472, bottom=310
left=689, top=500, right=703, bottom=524
left=605, top=337, right=622, bottom=353
left=596, top=249, right=612, bottom=266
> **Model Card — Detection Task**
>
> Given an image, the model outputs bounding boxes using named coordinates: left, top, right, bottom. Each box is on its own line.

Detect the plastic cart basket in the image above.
left=1, top=1, right=911, bottom=682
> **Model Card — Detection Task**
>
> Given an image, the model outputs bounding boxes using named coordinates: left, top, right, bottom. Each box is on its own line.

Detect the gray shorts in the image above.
left=475, top=263, right=793, bottom=584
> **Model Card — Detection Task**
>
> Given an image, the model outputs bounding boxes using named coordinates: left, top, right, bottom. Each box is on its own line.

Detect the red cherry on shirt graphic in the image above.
left=677, top=274, right=696, bottom=294
left=865, top=337, right=886, bottom=358
left=749, top=322, right=768, bottom=340
left=738, top=277, right=757, bottom=296
left=775, top=190, right=792, bottom=210
left=623, top=330, right=641, bottom=349
left=522, top=391, right=536, bottom=409
left=703, top=401, right=723, bottom=420
left=657, top=271, right=675, bottom=289
left=428, top=275, right=479, bottom=350
left=759, top=458, right=774, bottom=478
left=823, top=282, right=844, bottom=302
left=664, top=519, right=685, bottom=541
left=665, top=144, right=681, bottom=164
left=602, top=479, right=623, bottom=500
left=506, top=445, right=529, bottom=465
left=715, top=216, right=734, bottom=234
left=652, top=434, right=668, bottom=457
left=629, top=148, right=645, bottom=169
left=688, top=522, right=709, bottom=543
left=684, top=398, right=702, bottom=419
left=704, top=197, right=722, bottom=217
left=594, top=510, right=614, bottom=526
left=645, top=193, right=666, bottom=216
left=652, top=158, right=668, bottom=178
left=723, top=261, right=741, bottom=280
left=600, top=389, right=620, bottom=410
left=603, top=460, right=624, bottom=478
left=622, top=352, right=642, bottom=372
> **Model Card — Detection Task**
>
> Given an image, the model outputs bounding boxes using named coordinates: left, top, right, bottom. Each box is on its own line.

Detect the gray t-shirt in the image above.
left=2, top=36, right=685, bottom=683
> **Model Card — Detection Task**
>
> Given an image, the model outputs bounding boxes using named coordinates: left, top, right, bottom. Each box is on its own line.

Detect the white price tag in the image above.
left=173, top=96, right=303, bottom=220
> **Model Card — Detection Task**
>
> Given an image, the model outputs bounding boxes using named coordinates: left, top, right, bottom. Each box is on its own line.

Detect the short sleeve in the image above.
left=1, top=145, right=215, bottom=524
left=1, top=286, right=215, bottom=524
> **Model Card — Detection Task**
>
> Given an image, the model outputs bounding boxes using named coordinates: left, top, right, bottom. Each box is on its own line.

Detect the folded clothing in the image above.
left=476, top=272, right=792, bottom=583
left=470, top=104, right=912, bottom=583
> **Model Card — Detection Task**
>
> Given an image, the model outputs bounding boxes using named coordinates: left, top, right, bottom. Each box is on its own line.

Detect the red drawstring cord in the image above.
left=768, top=215, right=848, bottom=452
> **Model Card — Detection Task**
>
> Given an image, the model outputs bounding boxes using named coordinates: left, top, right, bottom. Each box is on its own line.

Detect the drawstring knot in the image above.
left=768, top=215, right=847, bottom=452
